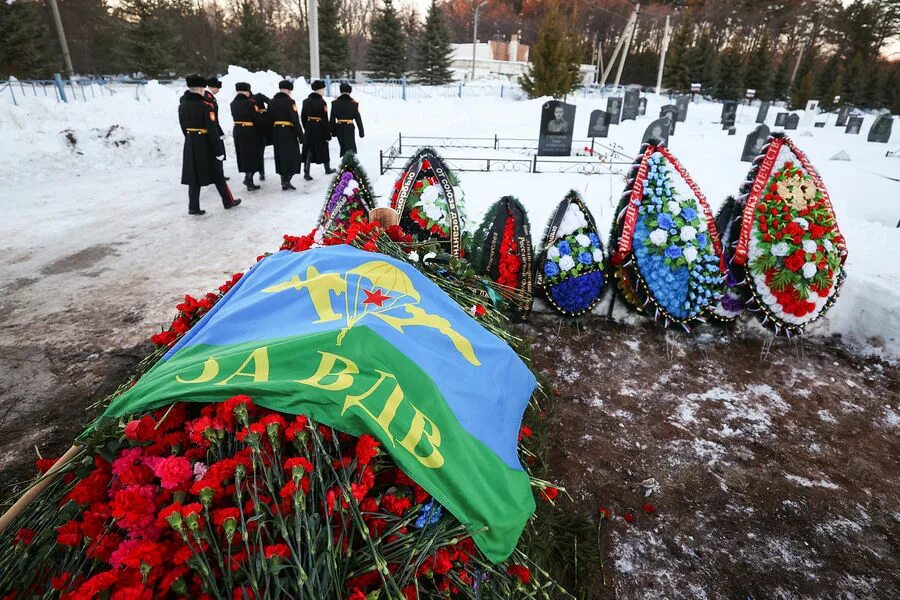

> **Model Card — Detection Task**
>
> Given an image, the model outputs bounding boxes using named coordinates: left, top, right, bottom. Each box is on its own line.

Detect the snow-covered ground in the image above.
left=2, top=66, right=898, bottom=359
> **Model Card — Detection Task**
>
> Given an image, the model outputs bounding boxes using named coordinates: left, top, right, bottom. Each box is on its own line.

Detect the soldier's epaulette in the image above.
left=203, top=100, right=215, bottom=108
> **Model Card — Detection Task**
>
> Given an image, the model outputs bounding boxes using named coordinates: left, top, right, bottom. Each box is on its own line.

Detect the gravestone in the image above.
left=675, top=95, right=690, bottom=122
left=814, top=122, right=826, bottom=128
left=784, top=113, right=800, bottom=130
left=756, top=101, right=770, bottom=124
left=587, top=110, right=610, bottom=138
left=638, top=97, right=647, bottom=116
left=741, top=124, right=770, bottom=162
left=728, top=127, right=737, bottom=135
left=868, top=115, right=893, bottom=143
left=622, top=89, right=640, bottom=121
left=537, top=100, right=576, bottom=156
left=801, top=99, right=819, bottom=127
left=845, top=116, right=863, bottom=135
left=606, top=97, right=623, bottom=125
left=774, top=112, right=788, bottom=127
left=721, top=101, right=738, bottom=129
left=659, top=105, right=678, bottom=135
left=836, top=106, right=850, bottom=127
left=641, top=118, right=670, bottom=146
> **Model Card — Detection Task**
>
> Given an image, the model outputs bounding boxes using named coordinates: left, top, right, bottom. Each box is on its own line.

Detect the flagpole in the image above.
left=0, top=445, right=82, bottom=533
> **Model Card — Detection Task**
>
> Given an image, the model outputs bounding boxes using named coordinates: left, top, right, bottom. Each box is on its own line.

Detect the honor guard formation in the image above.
left=179, top=75, right=365, bottom=215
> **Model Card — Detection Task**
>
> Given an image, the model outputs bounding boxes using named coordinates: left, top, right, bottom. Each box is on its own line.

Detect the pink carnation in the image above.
left=152, top=456, right=192, bottom=490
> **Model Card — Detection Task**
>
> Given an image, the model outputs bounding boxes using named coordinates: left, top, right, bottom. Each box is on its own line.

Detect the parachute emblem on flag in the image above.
left=262, top=260, right=479, bottom=366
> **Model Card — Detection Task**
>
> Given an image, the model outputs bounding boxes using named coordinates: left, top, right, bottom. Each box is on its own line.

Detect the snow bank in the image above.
left=2, top=68, right=897, bottom=359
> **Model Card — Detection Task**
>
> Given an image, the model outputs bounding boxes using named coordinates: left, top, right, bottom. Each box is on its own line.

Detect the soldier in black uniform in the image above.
left=252, top=90, right=272, bottom=180
left=301, top=80, right=335, bottom=180
left=267, top=79, right=304, bottom=191
left=205, top=77, right=226, bottom=150
left=330, top=82, right=365, bottom=157
left=179, top=75, right=241, bottom=215
left=230, top=82, right=263, bottom=191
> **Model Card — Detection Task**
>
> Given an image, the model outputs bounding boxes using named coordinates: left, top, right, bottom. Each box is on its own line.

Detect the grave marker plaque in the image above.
left=622, top=89, right=640, bottom=121
left=675, top=95, right=690, bottom=122
left=587, top=109, right=610, bottom=138
left=641, top=117, right=670, bottom=146
left=845, top=116, right=863, bottom=135
left=741, top=124, right=770, bottom=162
left=537, top=100, right=576, bottom=156
left=836, top=106, right=850, bottom=127
left=660, top=105, right=678, bottom=135
left=784, top=113, right=799, bottom=130
left=774, top=112, right=788, bottom=127
left=868, top=115, right=893, bottom=143
left=756, top=101, right=770, bottom=124
left=721, top=101, right=738, bottom=129
left=606, top=96, right=623, bottom=125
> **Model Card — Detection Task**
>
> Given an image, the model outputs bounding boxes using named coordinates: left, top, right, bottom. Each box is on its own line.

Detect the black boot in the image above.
left=303, top=157, right=313, bottom=181
left=188, top=209, right=206, bottom=216
left=282, top=177, right=296, bottom=191
left=324, top=162, right=335, bottom=175
left=244, top=175, right=260, bottom=191
left=225, top=198, right=242, bottom=209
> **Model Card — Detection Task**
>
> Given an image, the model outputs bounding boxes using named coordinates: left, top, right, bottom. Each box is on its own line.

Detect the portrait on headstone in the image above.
left=587, top=110, right=610, bottom=138
left=868, top=115, right=893, bottom=143
left=537, top=100, right=576, bottom=156
left=756, top=101, right=770, bottom=124
left=774, top=112, right=788, bottom=127
left=836, top=106, right=850, bottom=127
left=721, top=101, right=738, bottom=129
left=642, top=118, right=670, bottom=146
left=660, top=105, right=678, bottom=135
left=638, top=97, right=647, bottom=116
left=606, top=97, right=623, bottom=125
left=845, top=116, right=863, bottom=135
left=622, top=89, right=640, bottom=121
left=741, top=125, right=770, bottom=162
left=675, top=95, right=689, bottom=122
left=785, top=113, right=800, bottom=130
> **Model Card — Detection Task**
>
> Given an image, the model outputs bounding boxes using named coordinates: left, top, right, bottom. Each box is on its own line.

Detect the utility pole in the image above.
left=309, top=0, right=320, bottom=80
left=599, top=3, right=639, bottom=88
left=789, top=43, right=805, bottom=87
left=612, top=3, right=640, bottom=89
left=47, top=0, right=74, bottom=78
left=655, top=14, right=671, bottom=94
left=472, top=1, right=488, bottom=81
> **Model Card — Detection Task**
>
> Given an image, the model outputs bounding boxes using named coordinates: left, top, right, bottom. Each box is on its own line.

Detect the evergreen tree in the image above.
left=413, top=0, right=454, bottom=85
left=318, top=0, right=349, bottom=77
left=714, top=43, right=744, bottom=100
left=520, top=7, right=580, bottom=99
left=743, top=33, right=773, bottom=101
left=117, top=0, right=180, bottom=77
left=841, top=54, right=865, bottom=106
left=0, top=0, right=56, bottom=78
left=663, top=22, right=693, bottom=92
left=686, top=30, right=717, bottom=93
left=815, top=54, right=841, bottom=109
left=227, top=1, right=280, bottom=73
left=367, top=0, right=406, bottom=79
left=789, top=70, right=814, bottom=109
left=771, top=57, right=791, bottom=101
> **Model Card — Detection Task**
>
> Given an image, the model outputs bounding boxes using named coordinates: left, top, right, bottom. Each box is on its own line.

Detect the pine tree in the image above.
left=771, top=57, right=790, bottom=101
left=368, top=0, right=406, bottom=79
left=815, top=54, right=841, bottom=109
left=714, top=43, right=744, bottom=100
left=227, top=1, right=280, bottom=72
left=790, top=71, right=815, bottom=109
left=117, top=0, right=180, bottom=77
left=0, top=0, right=57, bottom=78
left=663, top=22, right=693, bottom=92
left=318, top=0, right=349, bottom=77
left=687, top=29, right=717, bottom=92
left=413, top=0, right=454, bottom=85
left=841, top=54, right=865, bottom=106
left=743, top=32, right=773, bottom=101
left=520, top=7, right=580, bottom=99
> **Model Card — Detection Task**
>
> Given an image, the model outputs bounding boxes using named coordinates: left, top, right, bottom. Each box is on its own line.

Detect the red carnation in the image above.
left=264, top=544, right=291, bottom=559
left=623, top=511, right=636, bottom=523
left=152, top=456, right=192, bottom=490
left=348, top=589, right=367, bottom=600
left=381, top=494, right=412, bottom=516
left=13, top=528, right=35, bottom=546
left=50, top=572, right=71, bottom=591
left=124, top=416, right=156, bottom=442
left=507, top=564, right=532, bottom=585
left=56, top=520, right=83, bottom=547
left=540, top=487, right=559, bottom=502
left=598, top=506, right=612, bottom=519
left=642, top=503, right=656, bottom=514
left=355, top=435, right=380, bottom=466
left=784, top=250, right=805, bottom=272
left=518, top=425, right=532, bottom=441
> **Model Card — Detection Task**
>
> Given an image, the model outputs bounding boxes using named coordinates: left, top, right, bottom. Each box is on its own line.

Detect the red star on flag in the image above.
left=362, top=288, right=392, bottom=307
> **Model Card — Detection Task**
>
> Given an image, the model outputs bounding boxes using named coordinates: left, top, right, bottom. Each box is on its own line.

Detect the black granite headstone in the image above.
left=774, top=112, right=788, bottom=127
left=675, top=95, right=690, bottom=122
left=622, top=89, right=640, bottom=121
left=756, top=101, right=770, bottom=124
left=741, top=124, right=770, bottom=162
left=836, top=106, right=850, bottom=127
left=537, top=100, right=576, bottom=156
left=587, top=110, right=610, bottom=138
left=814, top=122, right=826, bottom=128
left=784, top=113, right=799, bottom=130
left=845, top=116, right=863, bottom=135
left=721, top=101, right=738, bottom=129
left=606, top=97, right=623, bottom=125
left=638, top=97, right=647, bottom=116
left=641, top=118, right=670, bottom=146
left=868, top=115, right=893, bottom=143
left=659, top=105, right=678, bottom=135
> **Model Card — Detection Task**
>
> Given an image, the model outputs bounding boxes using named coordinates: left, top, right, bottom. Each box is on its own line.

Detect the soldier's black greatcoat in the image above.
left=253, top=93, right=272, bottom=147
left=204, top=90, right=225, bottom=138
left=230, top=94, right=264, bottom=174
left=268, top=92, right=303, bottom=177
left=330, top=93, right=364, bottom=156
left=179, top=91, right=225, bottom=186
left=301, top=92, right=331, bottom=164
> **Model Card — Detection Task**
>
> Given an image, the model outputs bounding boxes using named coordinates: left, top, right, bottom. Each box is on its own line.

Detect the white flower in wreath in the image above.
left=649, top=228, right=668, bottom=246
left=407, top=251, right=420, bottom=262
left=313, top=226, right=325, bottom=245
left=547, top=246, right=560, bottom=259
left=559, top=254, right=576, bottom=271
left=698, top=219, right=708, bottom=232
left=343, top=179, right=359, bottom=196
left=420, top=185, right=441, bottom=204
left=667, top=201, right=681, bottom=216
left=593, top=249, right=604, bottom=263
left=576, top=233, right=591, bottom=247
left=823, top=239, right=834, bottom=251
left=423, top=202, right=444, bottom=221
left=802, top=261, right=817, bottom=279
left=802, top=239, right=818, bottom=254
left=793, top=217, right=809, bottom=230
left=771, top=242, right=790, bottom=257
left=558, top=205, right=588, bottom=236
left=423, top=252, right=437, bottom=262
left=683, top=246, right=698, bottom=263
left=679, top=226, right=697, bottom=242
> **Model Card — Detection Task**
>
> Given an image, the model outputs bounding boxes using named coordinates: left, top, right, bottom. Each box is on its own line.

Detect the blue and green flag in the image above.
left=104, top=245, right=536, bottom=562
